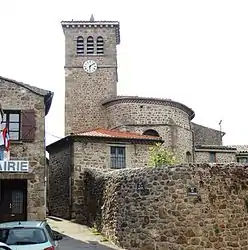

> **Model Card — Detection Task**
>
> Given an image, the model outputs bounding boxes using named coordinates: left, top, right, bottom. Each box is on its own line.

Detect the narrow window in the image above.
left=110, top=146, right=126, bottom=169
left=238, top=157, right=248, bottom=164
left=76, top=36, right=84, bottom=55
left=186, top=151, right=192, bottom=163
left=96, top=36, right=104, bottom=54
left=2, top=110, right=20, bottom=141
left=209, top=152, right=216, bottom=163
left=87, top=36, right=94, bottom=54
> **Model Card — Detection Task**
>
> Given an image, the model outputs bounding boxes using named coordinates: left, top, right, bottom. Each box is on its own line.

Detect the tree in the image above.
left=149, top=143, right=178, bottom=167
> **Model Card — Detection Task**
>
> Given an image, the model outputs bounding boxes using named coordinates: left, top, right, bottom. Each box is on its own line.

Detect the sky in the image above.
left=0, top=0, right=247, bottom=146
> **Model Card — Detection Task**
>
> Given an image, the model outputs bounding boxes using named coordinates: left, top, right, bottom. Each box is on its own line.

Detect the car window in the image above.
left=45, top=224, right=54, bottom=239
left=0, top=227, right=48, bottom=245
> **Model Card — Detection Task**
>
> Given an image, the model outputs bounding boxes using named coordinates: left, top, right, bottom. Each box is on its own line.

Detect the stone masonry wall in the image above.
left=48, top=144, right=71, bottom=219
left=195, top=151, right=236, bottom=163
left=63, top=25, right=118, bottom=135
left=0, top=78, right=47, bottom=220
left=71, top=141, right=151, bottom=221
left=83, top=164, right=248, bottom=250
left=105, top=102, right=193, bottom=161
left=192, top=123, right=223, bottom=145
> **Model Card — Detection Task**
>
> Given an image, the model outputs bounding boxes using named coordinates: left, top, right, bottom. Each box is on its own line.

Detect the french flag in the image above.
left=2, top=127, right=10, bottom=152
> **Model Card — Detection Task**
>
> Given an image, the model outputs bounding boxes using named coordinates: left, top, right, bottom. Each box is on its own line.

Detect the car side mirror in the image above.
left=53, top=233, right=63, bottom=241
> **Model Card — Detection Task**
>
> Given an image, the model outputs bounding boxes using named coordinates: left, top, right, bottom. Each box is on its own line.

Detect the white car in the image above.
left=0, top=242, right=12, bottom=250
left=0, top=220, right=62, bottom=250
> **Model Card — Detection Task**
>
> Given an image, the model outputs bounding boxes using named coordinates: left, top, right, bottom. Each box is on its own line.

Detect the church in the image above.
left=46, top=16, right=248, bottom=219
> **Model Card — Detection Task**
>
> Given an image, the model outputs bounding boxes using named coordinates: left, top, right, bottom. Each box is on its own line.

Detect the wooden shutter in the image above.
left=21, top=110, right=36, bottom=142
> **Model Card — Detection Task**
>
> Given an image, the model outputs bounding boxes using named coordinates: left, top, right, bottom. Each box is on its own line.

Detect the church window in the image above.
left=76, top=36, right=84, bottom=55
left=143, top=129, right=160, bottom=137
left=96, top=36, right=104, bottom=54
left=87, top=36, right=94, bottom=54
left=110, top=146, right=126, bottom=169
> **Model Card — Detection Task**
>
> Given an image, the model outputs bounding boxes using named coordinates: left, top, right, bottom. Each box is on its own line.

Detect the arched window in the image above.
left=87, top=36, right=94, bottom=54
left=96, top=36, right=104, bottom=54
left=143, top=129, right=160, bottom=137
left=186, top=151, right=192, bottom=163
left=76, top=36, right=84, bottom=55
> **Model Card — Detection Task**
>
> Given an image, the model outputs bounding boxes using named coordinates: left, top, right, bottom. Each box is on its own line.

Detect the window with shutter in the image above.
left=21, top=110, right=36, bottom=142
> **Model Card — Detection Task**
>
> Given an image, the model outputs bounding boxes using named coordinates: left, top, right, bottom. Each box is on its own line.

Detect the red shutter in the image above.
left=21, top=110, right=36, bottom=142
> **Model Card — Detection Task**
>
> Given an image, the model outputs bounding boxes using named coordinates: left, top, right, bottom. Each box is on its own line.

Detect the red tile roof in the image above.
left=75, top=128, right=162, bottom=141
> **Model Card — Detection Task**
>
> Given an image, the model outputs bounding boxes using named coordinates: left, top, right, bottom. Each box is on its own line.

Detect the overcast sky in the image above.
left=0, top=0, right=247, bottom=146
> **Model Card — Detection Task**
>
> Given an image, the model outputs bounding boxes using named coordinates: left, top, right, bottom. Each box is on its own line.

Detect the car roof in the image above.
left=0, top=221, right=46, bottom=228
left=0, top=242, right=9, bottom=246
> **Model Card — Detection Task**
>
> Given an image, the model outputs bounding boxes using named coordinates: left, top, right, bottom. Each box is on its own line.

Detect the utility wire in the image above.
left=45, top=131, right=63, bottom=139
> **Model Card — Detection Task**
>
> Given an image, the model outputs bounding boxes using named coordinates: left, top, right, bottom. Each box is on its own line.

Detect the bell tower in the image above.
left=61, top=15, right=120, bottom=135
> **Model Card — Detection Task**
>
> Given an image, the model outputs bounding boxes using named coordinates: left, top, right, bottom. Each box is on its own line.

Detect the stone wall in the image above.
left=82, top=164, right=248, bottom=250
left=0, top=77, right=48, bottom=220
left=192, top=123, right=223, bottom=145
left=195, top=151, right=236, bottom=163
left=47, top=143, right=71, bottom=219
left=71, top=141, right=151, bottom=221
left=73, top=141, right=151, bottom=170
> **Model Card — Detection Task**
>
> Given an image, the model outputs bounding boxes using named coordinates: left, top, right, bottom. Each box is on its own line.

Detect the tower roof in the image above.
left=61, top=18, right=120, bottom=44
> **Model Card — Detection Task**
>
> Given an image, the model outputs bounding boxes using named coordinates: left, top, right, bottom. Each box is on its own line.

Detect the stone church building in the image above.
left=46, top=16, right=246, bottom=219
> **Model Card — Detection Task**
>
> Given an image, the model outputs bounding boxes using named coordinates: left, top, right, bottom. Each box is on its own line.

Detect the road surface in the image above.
left=47, top=216, right=124, bottom=250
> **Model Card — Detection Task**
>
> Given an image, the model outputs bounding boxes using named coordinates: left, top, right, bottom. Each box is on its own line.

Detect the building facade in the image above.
left=46, top=129, right=162, bottom=219
left=0, top=76, right=53, bottom=222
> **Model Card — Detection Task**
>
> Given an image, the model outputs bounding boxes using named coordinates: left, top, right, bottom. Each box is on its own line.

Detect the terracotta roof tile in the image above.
left=75, top=128, right=162, bottom=141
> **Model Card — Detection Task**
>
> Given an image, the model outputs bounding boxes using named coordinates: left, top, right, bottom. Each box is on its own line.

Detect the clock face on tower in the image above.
left=83, top=60, right=98, bottom=73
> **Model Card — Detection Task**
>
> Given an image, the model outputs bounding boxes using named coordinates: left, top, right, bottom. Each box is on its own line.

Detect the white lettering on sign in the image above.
left=0, top=161, right=29, bottom=172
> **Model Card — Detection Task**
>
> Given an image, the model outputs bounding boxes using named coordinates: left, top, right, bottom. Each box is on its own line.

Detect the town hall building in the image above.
left=0, top=76, right=53, bottom=222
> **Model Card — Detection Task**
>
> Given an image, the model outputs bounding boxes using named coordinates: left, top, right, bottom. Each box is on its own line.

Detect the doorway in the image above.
left=0, top=179, right=27, bottom=222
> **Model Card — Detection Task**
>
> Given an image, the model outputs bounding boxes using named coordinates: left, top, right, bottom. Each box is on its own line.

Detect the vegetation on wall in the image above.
left=149, top=143, right=178, bottom=167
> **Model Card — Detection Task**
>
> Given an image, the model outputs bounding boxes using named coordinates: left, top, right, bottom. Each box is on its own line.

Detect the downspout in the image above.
left=68, top=137, right=74, bottom=220
left=189, top=122, right=195, bottom=163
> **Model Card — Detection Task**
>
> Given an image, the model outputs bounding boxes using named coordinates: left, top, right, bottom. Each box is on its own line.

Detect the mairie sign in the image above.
left=0, top=161, right=29, bottom=172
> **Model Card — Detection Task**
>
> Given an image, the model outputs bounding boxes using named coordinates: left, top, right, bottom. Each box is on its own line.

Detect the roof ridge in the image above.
left=0, top=75, right=52, bottom=96
left=75, top=127, right=163, bottom=140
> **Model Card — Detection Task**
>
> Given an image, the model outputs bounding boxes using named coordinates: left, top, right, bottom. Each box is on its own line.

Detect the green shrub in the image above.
left=149, top=143, right=178, bottom=167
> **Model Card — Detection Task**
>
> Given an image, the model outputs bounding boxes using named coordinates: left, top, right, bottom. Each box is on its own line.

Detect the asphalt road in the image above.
left=47, top=217, right=123, bottom=250
left=58, top=235, right=121, bottom=250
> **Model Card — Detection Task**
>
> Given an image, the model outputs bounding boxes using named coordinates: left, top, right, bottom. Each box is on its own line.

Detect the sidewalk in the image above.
left=46, top=216, right=123, bottom=250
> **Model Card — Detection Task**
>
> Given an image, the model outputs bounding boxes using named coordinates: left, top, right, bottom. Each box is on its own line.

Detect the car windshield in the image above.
left=0, top=227, right=47, bottom=245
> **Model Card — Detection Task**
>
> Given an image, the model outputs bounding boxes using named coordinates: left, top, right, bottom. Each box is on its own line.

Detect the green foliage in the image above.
left=149, top=143, right=178, bottom=167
